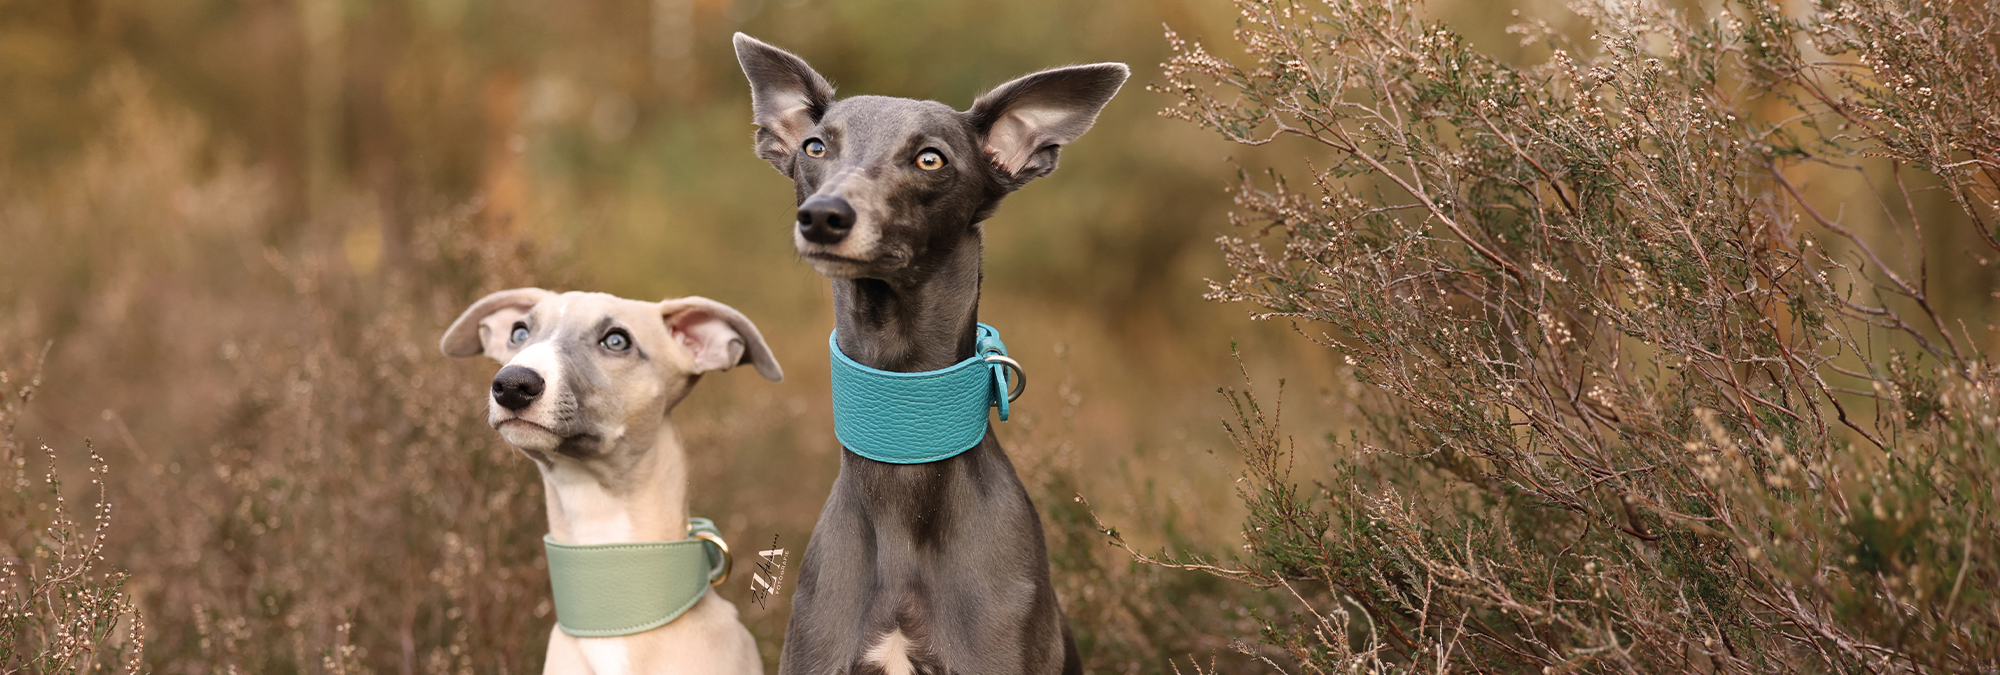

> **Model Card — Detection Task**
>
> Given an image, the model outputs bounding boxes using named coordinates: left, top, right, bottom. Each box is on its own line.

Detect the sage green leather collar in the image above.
left=542, top=517, right=730, bottom=637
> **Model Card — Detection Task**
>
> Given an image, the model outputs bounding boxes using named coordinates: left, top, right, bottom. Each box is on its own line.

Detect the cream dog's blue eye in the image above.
left=602, top=331, right=631, bottom=352
left=510, top=325, right=529, bottom=344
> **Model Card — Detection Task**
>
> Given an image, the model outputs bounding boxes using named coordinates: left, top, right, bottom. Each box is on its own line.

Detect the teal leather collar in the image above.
left=828, top=323, right=1022, bottom=464
left=542, top=517, right=730, bottom=637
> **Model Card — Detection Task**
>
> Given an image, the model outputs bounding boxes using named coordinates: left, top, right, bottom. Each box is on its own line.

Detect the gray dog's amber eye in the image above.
left=916, top=149, right=946, bottom=171
left=601, top=330, right=632, bottom=352
left=803, top=139, right=827, bottom=158
left=510, top=324, right=529, bottom=345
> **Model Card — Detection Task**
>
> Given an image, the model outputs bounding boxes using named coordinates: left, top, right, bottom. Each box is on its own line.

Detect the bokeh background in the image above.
left=15, top=0, right=1953, bottom=673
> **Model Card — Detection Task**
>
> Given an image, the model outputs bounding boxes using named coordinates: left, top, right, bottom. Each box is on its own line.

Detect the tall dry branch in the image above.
left=1150, top=0, right=2000, bottom=671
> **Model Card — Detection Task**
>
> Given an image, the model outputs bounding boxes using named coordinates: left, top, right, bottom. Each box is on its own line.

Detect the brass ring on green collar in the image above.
left=692, top=530, right=732, bottom=586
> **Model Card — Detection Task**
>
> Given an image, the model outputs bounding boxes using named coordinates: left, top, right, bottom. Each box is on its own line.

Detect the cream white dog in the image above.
left=443, top=288, right=778, bottom=675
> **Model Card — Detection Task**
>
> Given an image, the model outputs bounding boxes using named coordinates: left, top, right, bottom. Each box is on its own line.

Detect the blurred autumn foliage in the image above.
left=0, top=0, right=1331, bottom=672
left=3, top=0, right=1994, bottom=672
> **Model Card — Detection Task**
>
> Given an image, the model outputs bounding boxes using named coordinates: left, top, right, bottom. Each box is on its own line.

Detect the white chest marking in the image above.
left=863, top=629, right=917, bottom=675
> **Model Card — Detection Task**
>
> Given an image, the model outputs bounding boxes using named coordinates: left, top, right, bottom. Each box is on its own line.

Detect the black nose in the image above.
left=491, top=365, right=544, bottom=411
left=797, top=195, right=856, bottom=245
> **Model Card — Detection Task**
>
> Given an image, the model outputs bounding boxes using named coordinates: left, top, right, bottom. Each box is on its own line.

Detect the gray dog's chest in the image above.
left=787, top=446, right=1063, bottom=675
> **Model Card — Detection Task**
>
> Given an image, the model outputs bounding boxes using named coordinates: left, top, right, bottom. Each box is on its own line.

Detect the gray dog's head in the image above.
left=733, top=33, right=1128, bottom=282
left=441, top=289, right=782, bottom=464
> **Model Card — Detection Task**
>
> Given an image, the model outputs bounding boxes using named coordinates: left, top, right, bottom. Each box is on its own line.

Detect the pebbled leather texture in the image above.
left=829, top=324, right=1016, bottom=464
left=542, top=518, right=728, bottom=637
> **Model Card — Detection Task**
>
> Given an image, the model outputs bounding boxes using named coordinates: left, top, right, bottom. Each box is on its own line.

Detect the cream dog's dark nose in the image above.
left=492, top=365, right=544, bottom=410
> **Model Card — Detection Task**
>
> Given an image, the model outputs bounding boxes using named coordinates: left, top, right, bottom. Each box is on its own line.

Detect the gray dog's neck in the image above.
left=830, top=238, right=984, bottom=373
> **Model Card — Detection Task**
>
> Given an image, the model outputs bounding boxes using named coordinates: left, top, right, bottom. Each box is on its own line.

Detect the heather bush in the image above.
left=1144, top=0, right=2000, bottom=671
left=124, top=216, right=571, bottom=674
left=1, top=355, right=148, bottom=674
left=12, top=0, right=1995, bottom=672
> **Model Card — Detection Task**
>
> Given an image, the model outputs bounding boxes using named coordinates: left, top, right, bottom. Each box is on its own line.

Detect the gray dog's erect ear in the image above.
left=733, top=33, right=836, bottom=177
left=658, top=296, right=784, bottom=382
left=968, top=63, right=1129, bottom=187
left=441, top=288, right=556, bottom=362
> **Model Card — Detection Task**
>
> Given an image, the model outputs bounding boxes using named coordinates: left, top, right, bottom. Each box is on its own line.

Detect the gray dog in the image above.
left=734, top=33, right=1126, bottom=675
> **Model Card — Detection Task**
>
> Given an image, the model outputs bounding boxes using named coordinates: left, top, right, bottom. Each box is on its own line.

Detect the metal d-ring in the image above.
left=691, top=530, right=732, bottom=586
left=983, top=354, right=1027, bottom=402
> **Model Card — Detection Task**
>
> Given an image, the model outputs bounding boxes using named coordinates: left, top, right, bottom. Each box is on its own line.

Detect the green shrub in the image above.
left=1152, top=0, right=2000, bottom=671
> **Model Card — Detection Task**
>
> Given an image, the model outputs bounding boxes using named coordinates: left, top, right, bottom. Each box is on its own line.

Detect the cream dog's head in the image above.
left=442, top=289, right=782, bottom=465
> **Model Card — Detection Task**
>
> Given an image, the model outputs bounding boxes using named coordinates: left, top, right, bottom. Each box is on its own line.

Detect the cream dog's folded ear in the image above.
left=440, top=288, right=557, bottom=361
left=658, top=296, right=784, bottom=382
